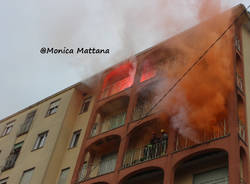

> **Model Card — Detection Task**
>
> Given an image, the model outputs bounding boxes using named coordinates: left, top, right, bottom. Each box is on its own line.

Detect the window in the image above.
left=18, top=111, right=36, bottom=136
left=46, top=99, right=60, bottom=116
left=80, top=97, right=91, bottom=113
left=2, top=142, right=23, bottom=171
left=57, top=168, right=70, bottom=184
left=69, top=130, right=81, bottom=148
left=33, top=131, right=48, bottom=150
left=2, top=121, right=14, bottom=137
left=19, top=168, right=34, bottom=184
left=0, top=177, right=8, bottom=184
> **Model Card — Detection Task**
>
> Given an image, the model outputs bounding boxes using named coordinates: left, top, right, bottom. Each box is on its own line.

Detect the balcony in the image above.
left=78, top=135, right=120, bottom=182
left=123, top=119, right=168, bottom=168
left=121, top=168, right=163, bottom=184
left=132, top=85, right=158, bottom=121
left=78, top=153, right=117, bottom=182
left=175, top=151, right=228, bottom=184
left=90, top=96, right=128, bottom=137
left=100, top=62, right=135, bottom=100
left=239, top=120, right=246, bottom=142
left=175, top=120, right=228, bottom=151
left=140, top=59, right=157, bottom=83
left=123, top=140, right=167, bottom=168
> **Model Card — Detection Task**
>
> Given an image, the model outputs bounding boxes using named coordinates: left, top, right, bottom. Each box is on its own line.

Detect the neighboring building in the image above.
left=0, top=83, right=96, bottom=184
left=0, top=4, right=249, bottom=184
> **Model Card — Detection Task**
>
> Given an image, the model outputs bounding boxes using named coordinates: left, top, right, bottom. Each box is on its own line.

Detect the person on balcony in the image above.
left=160, top=129, right=168, bottom=155
left=150, top=132, right=160, bottom=159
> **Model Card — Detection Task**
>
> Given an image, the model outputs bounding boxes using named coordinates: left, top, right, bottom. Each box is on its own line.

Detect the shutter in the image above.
left=194, top=167, right=228, bottom=184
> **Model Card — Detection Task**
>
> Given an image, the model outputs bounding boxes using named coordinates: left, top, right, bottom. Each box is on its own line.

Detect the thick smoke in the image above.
left=149, top=5, right=243, bottom=141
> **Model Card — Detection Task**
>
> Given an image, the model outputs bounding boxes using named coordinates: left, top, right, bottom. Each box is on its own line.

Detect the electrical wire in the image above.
left=137, top=5, right=250, bottom=125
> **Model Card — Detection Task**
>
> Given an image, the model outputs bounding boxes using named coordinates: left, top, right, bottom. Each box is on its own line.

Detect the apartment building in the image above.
left=71, top=4, right=250, bottom=184
left=0, top=4, right=249, bottom=184
left=0, top=83, right=95, bottom=184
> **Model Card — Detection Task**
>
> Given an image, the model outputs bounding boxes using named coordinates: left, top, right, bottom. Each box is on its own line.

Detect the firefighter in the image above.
left=150, top=132, right=159, bottom=158
left=160, top=129, right=168, bottom=155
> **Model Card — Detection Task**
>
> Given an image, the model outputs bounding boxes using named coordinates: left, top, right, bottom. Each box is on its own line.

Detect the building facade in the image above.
left=0, top=4, right=250, bottom=184
left=0, top=84, right=95, bottom=184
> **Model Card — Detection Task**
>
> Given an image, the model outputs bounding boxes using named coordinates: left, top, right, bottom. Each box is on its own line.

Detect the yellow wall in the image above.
left=0, top=87, right=77, bottom=183
left=46, top=91, right=95, bottom=184
left=242, top=25, right=250, bottom=154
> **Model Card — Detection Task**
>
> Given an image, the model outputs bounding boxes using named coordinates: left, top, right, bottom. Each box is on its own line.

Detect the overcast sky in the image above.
left=0, top=0, right=249, bottom=120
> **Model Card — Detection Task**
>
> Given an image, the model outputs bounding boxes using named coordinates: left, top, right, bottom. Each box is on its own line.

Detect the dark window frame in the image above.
left=17, top=110, right=36, bottom=137
left=1, top=120, right=15, bottom=137
left=80, top=97, right=92, bottom=114
left=69, top=130, right=81, bottom=149
left=32, top=131, right=48, bottom=151
left=46, top=99, right=61, bottom=117
left=2, top=141, right=24, bottom=172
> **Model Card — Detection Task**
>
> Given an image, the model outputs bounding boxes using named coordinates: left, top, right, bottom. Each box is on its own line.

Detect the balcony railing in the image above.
left=78, top=155, right=117, bottom=182
left=175, top=120, right=228, bottom=151
left=100, top=77, right=132, bottom=99
left=123, top=141, right=167, bottom=168
left=236, top=73, right=244, bottom=93
left=90, top=112, right=126, bottom=137
left=2, top=153, right=18, bottom=171
left=239, top=120, right=246, bottom=142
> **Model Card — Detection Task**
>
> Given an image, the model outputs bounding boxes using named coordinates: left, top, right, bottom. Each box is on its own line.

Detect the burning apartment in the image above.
left=0, top=4, right=250, bottom=184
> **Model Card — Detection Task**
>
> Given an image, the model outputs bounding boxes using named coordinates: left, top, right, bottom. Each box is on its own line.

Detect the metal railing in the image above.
left=100, top=77, right=132, bottom=99
left=239, top=120, right=246, bottom=142
left=123, top=141, right=167, bottom=168
left=175, top=120, right=228, bottom=151
left=78, top=156, right=117, bottom=182
left=90, top=112, right=126, bottom=137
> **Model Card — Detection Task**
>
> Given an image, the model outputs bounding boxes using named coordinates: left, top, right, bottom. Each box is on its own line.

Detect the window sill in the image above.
left=17, top=131, right=28, bottom=137
left=45, top=112, right=57, bottom=118
left=68, top=145, right=78, bottom=150
left=31, top=146, right=44, bottom=152
left=0, top=133, right=10, bottom=138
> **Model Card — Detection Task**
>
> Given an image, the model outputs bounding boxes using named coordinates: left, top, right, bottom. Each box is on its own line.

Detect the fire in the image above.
left=101, top=61, right=136, bottom=99
left=140, top=60, right=157, bottom=82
